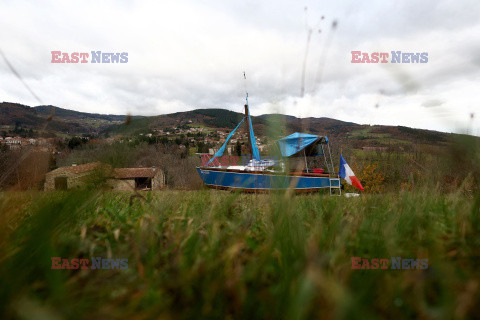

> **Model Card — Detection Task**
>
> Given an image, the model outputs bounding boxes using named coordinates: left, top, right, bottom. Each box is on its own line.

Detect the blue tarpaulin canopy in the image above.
left=206, top=118, right=245, bottom=165
left=277, top=133, right=328, bottom=157
left=206, top=104, right=261, bottom=165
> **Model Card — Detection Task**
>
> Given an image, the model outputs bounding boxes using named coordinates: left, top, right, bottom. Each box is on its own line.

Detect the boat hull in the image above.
left=197, top=167, right=341, bottom=192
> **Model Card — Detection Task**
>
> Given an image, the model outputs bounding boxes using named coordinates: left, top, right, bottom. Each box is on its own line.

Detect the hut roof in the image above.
left=46, top=162, right=105, bottom=176
left=113, top=167, right=159, bottom=179
left=46, top=163, right=160, bottom=179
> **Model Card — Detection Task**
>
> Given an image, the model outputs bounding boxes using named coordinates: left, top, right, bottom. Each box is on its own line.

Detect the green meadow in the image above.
left=1, top=188, right=479, bottom=319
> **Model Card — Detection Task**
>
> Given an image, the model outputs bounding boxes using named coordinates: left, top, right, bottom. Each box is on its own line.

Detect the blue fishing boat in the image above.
left=197, top=80, right=341, bottom=193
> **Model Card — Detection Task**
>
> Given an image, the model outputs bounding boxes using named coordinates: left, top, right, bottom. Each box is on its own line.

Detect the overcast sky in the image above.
left=1, top=0, right=479, bottom=135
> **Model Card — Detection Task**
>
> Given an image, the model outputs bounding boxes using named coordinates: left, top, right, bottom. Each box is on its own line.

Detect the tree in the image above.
left=197, top=142, right=208, bottom=153
left=235, top=141, right=242, bottom=156
left=67, top=137, right=87, bottom=149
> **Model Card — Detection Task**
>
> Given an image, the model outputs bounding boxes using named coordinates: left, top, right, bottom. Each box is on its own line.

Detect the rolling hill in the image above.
left=104, top=108, right=359, bottom=137
left=103, top=108, right=452, bottom=149
left=0, top=102, right=465, bottom=150
left=0, top=102, right=139, bottom=135
left=34, top=105, right=129, bottom=122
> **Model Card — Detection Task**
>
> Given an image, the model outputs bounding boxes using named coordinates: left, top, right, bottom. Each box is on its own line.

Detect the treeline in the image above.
left=1, top=132, right=478, bottom=194
left=0, top=149, right=55, bottom=190
left=193, top=109, right=243, bottom=128
left=340, top=137, right=479, bottom=195
left=57, top=142, right=203, bottom=189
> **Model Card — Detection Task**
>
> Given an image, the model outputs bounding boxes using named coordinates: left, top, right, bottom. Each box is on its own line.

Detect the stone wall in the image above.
left=44, top=165, right=166, bottom=191
left=44, top=170, right=95, bottom=190
left=152, top=171, right=165, bottom=190
left=44, top=167, right=70, bottom=190
left=108, top=179, right=136, bottom=192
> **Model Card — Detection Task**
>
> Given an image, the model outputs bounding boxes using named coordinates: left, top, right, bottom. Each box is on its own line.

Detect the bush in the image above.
left=359, top=164, right=385, bottom=193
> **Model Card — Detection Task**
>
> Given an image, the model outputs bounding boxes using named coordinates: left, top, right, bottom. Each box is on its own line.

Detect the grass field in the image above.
left=1, top=188, right=479, bottom=319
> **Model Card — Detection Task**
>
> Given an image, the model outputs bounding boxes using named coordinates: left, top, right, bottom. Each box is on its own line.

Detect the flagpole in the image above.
left=327, top=143, right=335, bottom=175
left=303, top=149, right=308, bottom=172
left=243, top=72, right=253, bottom=158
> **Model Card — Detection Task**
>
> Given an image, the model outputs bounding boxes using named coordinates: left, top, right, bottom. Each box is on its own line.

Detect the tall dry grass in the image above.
left=1, top=185, right=479, bottom=319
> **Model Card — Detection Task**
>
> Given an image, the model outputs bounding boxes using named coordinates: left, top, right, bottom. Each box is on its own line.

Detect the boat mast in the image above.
left=244, top=72, right=253, bottom=157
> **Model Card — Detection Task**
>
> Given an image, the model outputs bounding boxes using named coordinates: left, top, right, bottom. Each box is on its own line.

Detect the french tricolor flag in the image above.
left=339, top=155, right=364, bottom=191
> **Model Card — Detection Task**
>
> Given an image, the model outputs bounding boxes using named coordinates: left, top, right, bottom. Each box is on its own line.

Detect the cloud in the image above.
left=422, top=99, right=444, bottom=108
left=0, top=0, right=478, bottom=135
